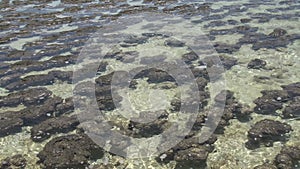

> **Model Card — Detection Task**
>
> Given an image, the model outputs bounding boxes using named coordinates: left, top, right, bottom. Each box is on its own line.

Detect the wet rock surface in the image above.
left=37, top=134, right=104, bottom=169
left=245, top=119, right=292, bottom=149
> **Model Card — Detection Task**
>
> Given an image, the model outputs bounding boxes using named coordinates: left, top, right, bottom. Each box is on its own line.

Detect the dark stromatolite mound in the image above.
left=238, top=32, right=268, bottom=44
left=0, top=96, right=74, bottom=138
left=128, top=117, right=168, bottom=138
left=0, top=54, right=76, bottom=81
left=204, top=20, right=227, bottom=28
left=282, top=82, right=300, bottom=98
left=76, top=76, right=122, bottom=111
left=219, top=55, right=238, bottom=70
left=181, top=52, right=199, bottom=64
left=201, top=55, right=231, bottom=69
left=275, top=146, right=300, bottom=169
left=0, top=87, right=52, bottom=107
left=282, top=97, right=300, bottom=119
left=252, top=36, right=290, bottom=50
left=209, top=25, right=258, bottom=36
left=5, top=74, right=55, bottom=91
left=253, top=90, right=290, bottom=115
left=245, top=119, right=292, bottom=149
left=17, top=96, right=64, bottom=125
left=247, top=58, right=267, bottom=69
left=120, top=36, right=149, bottom=47
left=130, top=68, right=176, bottom=84
left=268, top=28, right=287, bottom=37
left=227, top=19, right=239, bottom=25
left=196, top=77, right=208, bottom=91
left=156, top=135, right=217, bottom=168
left=26, top=44, right=72, bottom=59
left=111, top=51, right=139, bottom=63
left=31, top=116, right=79, bottom=142
left=164, top=39, right=185, bottom=47
left=147, top=69, right=176, bottom=83
left=213, top=43, right=241, bottom=54
left=237, top=28, right=300, bottom=50
left=55, top=97, right=74, bottom=114
left=0, top=72, right=21, bottom=87
left=4, top=70, right=73, bottom=91
left=214, top=90, right=250, bottom=133
left=0, top=49, right=34, bottom=62
left=240, top=18, right=252, bottom=23
left=74, top=73, right=123, bottom=111
left=0, top=112, right=23, bottom=137
left=0, top=154, right=27, bottom=169
left=37, top=134, right=104, bottom=169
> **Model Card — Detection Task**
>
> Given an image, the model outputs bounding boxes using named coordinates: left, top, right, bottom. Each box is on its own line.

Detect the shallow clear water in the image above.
left=0, top=0, right=299, bottom=168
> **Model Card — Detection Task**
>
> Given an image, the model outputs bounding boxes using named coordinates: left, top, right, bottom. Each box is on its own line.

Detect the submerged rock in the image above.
left=213, top=43, right=241, bottom=54
left=5, top=74, right=56, bottom=91
left=245, top=119, right=292, bottom=149
left=237, top=28, right=297, bottom=50
left=182, top=52, right=199, bottom=64
left=247, top=58, right=267, bottom=69
left=0, top=73, right=21, bottom=87
left=204, top=20, right=227, bottom=28
left=0, top=112, right=23, bottom=137
left=220, top=55, right=238, bottom=70
left=0, top=95, right=74, bottom=137
left=37, top=134, right=104, bottom=169
left=5, top=70, right=73, bottom=91
left=156, top=135, right=216, bottom=168
left=174, top=146, right=210, bottom=168
left=227, top=19, right=239, bottom=25
left=275, top=146, right=300, bottom=169
left=31, top=116, right=79, bottom=142
left=282, top=97, right=300, bottom=119
left=1, top=55, right=76, bottom=80
left=253, top=90, right=290, bottom=115
left=127, top=118, right=168, bottom=138
left=268, top=28, right=287, bottom=37
left=164, top=39, right=185, bottom=47
left=0, top=87, right=52, bottom=107
left=252, top=36, right=290, bottom=50
left=17, top=96, right=63, bottom=125
left=214, top=90, right=249, bottom=133
left=240, top=18, right=252, bottom=23
left=282, top=82, right=300, bottom=98
left=0, top=154, right=27, bottom=169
